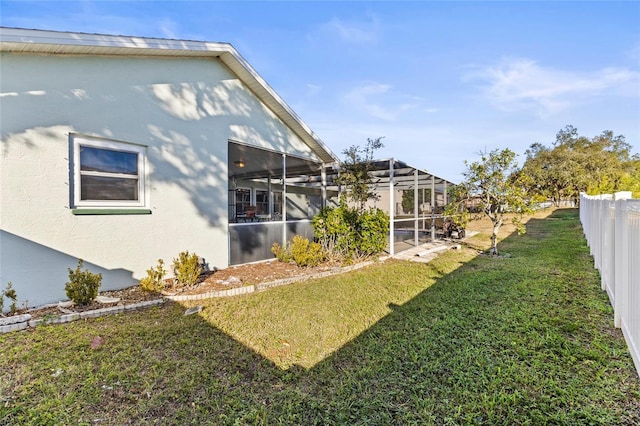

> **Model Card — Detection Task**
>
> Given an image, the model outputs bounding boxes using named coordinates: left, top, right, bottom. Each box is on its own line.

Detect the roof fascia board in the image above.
left=0, top=27, right=234, bottom=55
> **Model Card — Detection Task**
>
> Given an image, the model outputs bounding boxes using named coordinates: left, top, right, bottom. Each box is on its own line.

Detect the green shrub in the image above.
left=290, top=235, right=325, bottom=267
left=312, top=202, right=357, bottom=257
left=65, top=259, right=102, bottom=306
left=139, top=259, right=167, bottom=293
left=313, top=201, right=389, bottom=260
left=172, top=251, right=202, bottom=287
left=272, top=236, right=325, bottom=267
left=1, top=282, right=19, bottom=314
left=357, top=207, right=390, bottom=255
left=271, top=242, right=293, bottom=263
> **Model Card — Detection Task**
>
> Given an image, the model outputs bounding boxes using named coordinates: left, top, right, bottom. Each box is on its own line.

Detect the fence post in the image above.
left=595, top=194, right=613, bottom=281
left=602, top=196, right=616, bottom=296
left=614, top=192, right=632, bottom=328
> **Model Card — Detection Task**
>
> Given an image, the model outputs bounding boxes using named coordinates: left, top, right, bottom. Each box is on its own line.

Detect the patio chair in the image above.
left=244, top=205, right=257, bottom=222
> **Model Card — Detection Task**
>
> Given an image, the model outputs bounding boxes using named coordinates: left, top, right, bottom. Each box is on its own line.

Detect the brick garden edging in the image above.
left=0, top=300, right=165, bottom=334
left=1, top=260, right=377, bottom=333
left=164, top=260, right=374, bottom=302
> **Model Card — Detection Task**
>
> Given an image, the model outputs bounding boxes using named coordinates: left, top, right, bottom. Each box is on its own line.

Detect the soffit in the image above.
left=229, top=142, right=328, bottom=180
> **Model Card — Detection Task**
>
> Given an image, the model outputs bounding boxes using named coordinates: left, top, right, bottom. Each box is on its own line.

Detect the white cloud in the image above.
left=318, top=16, right=380, bottom=44
left=464, top=58, right=640, bottom=116
left=305, top=83, right=322, bottom=97
left=342, top=82, right=422, bottom=121
left=158, top=18, right=179, bottom=39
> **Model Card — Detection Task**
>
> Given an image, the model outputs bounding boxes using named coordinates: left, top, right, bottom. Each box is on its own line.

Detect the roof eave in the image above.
left=0, top=27, right=339, bottom=164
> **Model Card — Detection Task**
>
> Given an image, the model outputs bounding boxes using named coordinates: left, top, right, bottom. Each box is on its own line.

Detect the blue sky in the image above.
left=2, top=1, right=639, bottom=181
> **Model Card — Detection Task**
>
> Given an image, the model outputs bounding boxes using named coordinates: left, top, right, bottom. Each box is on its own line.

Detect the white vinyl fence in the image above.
left=580, top=192, right=640, bottom=377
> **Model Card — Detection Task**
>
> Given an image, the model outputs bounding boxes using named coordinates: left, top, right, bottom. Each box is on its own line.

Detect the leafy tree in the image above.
left=519, top=141, right=582, bottom=206
left=519, top=126, right=635, bottom=203
left=582, top=129, right=634, bottom=195
left=445, top=148, right=532, bottom=255
left=618, top=157, right=640, bottom=198
left=336, top=137, right=384, bottom=213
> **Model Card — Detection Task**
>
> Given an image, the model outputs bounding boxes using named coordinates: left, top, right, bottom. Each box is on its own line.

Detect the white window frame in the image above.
left=272, top=190, right=284, bottom=220
left=255, top=189, right=269, bottom=215
left=71, top=134, right=148, bottom=209
left=235, top=187, right=252, bottom=214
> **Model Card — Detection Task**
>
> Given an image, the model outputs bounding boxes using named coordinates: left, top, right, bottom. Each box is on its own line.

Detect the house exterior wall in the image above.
left=1, top=52, right=319, bottom=308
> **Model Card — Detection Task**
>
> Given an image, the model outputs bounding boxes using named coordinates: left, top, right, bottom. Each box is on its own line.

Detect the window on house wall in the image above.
left=256, top=190, right=269, bottom=215
left=235, top=188, right=251, bottom=214
left=71, top=134, right=147, bottom=210
left=273, top=191, right=283, bottom=220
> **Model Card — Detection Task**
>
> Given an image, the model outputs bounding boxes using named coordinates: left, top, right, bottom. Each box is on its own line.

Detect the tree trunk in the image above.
left=553, top=186, right=561, bottom=207
left=490, top=231, right=498, bottom=255
left=490, top=219, right=502, bottom=255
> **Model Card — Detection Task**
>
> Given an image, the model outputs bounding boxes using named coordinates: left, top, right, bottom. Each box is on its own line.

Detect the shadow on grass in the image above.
left=205, top=207, right=554, bottom=371
left=2, top=209, right=639, bottom=424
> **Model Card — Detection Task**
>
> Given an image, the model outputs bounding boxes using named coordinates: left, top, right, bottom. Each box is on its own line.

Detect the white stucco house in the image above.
left=0, top=27, right=340, bottom=309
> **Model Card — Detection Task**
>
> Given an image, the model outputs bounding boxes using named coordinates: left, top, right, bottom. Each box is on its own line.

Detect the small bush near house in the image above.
left=312, top=202, right=357, bottom=258
left=272, top=235, right=326, bottom=267
left=290, top=235, right=325, bottom=267
left=65, top=259, right=102, bottom=306
left=139, top=259, right=167, bottom=293
left=313, top=202, right=389, bottom=260
left=1, top=281, right=19, bottom=314
left=271, top=242, right=293, bottom=263
left=356, top=207, right=390, bottom=255
left=172, top=251, right=202, bottom=287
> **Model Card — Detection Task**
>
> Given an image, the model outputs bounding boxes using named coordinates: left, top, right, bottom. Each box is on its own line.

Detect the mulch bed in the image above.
left=12, top=260, right=343, bottom=321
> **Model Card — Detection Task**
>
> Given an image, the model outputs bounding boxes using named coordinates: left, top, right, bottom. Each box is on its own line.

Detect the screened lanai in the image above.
left=228, top=141, right=339, bottom=265
left=228, top=142, right=456, bottom=265
left=359, top=159, right=457, bottom=255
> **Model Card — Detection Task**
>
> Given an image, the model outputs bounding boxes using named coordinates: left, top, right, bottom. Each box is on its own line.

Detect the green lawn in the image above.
left=1, top=209, right=639, bottom=425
